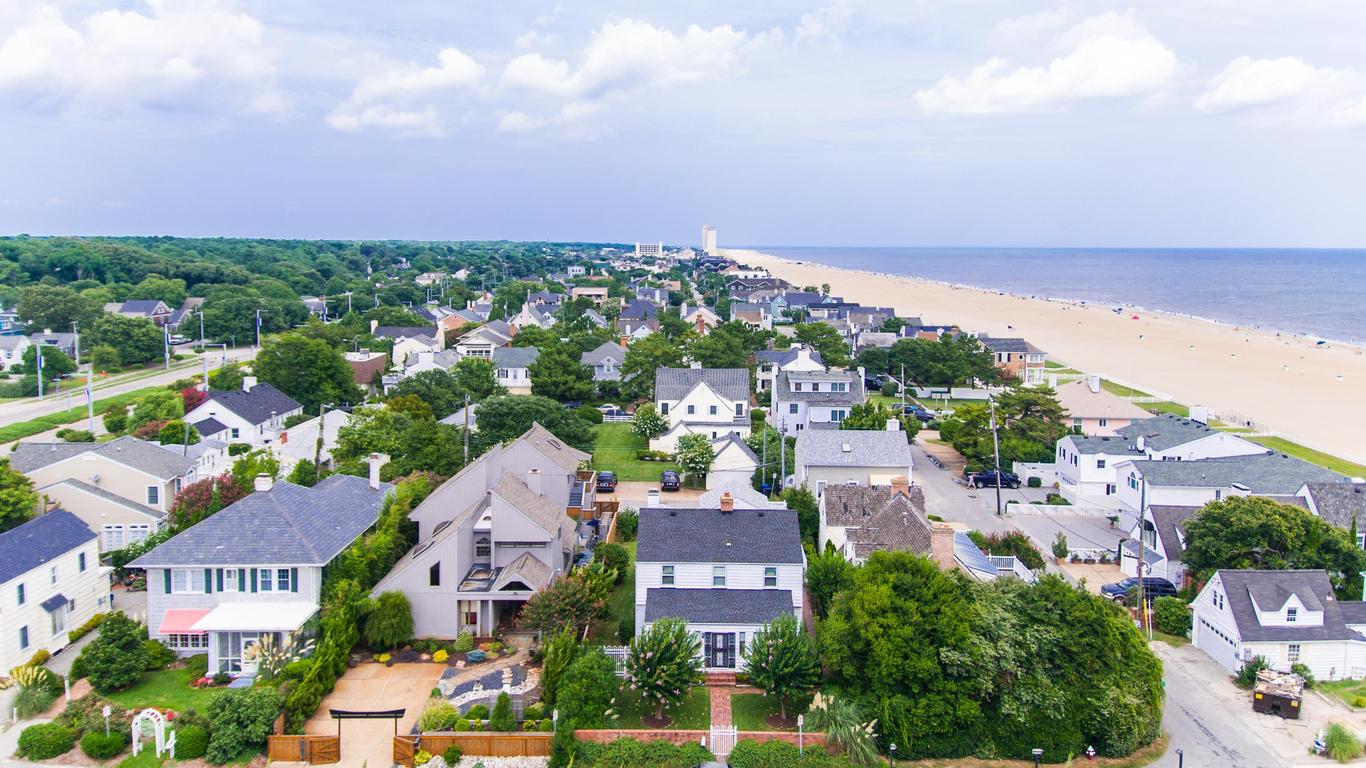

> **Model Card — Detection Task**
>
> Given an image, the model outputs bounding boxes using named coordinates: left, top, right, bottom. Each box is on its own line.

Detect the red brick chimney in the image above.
left=719, top=491, right=734, bottom=513
left=930, top=522, right=957, bottom=572
left=890, top=475, right=910, bottom=498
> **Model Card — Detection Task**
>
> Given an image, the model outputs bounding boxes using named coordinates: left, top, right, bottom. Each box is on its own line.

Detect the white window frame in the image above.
left=1288, top=643, right=1301, bottom=663
left=662, top=565, right=674, bottom=586
left=49, top=565, right=57, bottom=584
left=764, top=567, right=778, bottom=588
left=223, top=569, right=239, bottom=592
left=171, top=569, right=203, bottom=594
left=258, top=569, right=274, bottom=592
left=1287, top=607, right=1298, bottom=623
left=102, top=525, right=126, bottom=551
left=276, top=568, right=290, bottom=591
left=146, top=485, right=160, bottom=506
left=18, top=625, right=29, bottom=650
left=712, top=566, right=726, bottom=587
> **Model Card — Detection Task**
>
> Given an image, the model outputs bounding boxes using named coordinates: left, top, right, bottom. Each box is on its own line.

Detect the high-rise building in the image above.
left=701, top=224, right=718, bottom=256
left=635, top=242, right=663, bottom=258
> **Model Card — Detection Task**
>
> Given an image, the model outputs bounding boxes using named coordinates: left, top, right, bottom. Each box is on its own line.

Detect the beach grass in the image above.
left=1249, top=436, right=1366, bottom=478
left=591, top=423, right=682, bottom=481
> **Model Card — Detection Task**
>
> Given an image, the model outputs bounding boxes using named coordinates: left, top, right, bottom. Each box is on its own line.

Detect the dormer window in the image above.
left=475, top=537, right=491, bottom=560
left=1286, top=607, right=1297, bottom=623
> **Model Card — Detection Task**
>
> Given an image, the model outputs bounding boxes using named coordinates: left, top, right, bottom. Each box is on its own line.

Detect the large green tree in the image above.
left=17, top=285, right=103, bottom=332
left=474, top=395, right=594, bottom=452
left=20, top=344, right=75, bottom=382
left=253, top=334, right=363, bottom=413
left=620, top=333, right=686, bottom=399
left=793, top=323, right=852, bottom=368
left=937, top=385, right=1068, bottom=470
left=334, top=403, right=466, bottom=477
left=742, top=614, right=819, bottom=720
left=529, top=342, right=596, bottom=401
left=1183, top=496, right=1366, bottom=599
left=84, top=313, right=166, bottom=365
left=887, top=335, right=998, bottom=387
left=451, top=357, right=504, bottom=401
left=0, top=459, right=37, bottom=533
left=624, top=617, right=703, bottom=721
left=387, top=369, right=467, bottom=419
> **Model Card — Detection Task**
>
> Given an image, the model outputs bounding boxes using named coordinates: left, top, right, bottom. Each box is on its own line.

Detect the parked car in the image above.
left=902, top=405, right=935, bottom=422
left=1099, top=577, right=1178, bottom=604
left=596, top=471, right=617, bottom=493
left=964, top=468, right=1022, bottom=489
left=660, top=470, right=681, bottom=491
left=168, top=334, right=190, bottom=345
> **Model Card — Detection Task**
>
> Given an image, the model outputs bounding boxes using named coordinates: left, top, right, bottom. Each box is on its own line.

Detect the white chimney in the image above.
left=370, top=319, right=379, bottom=333
left=1087, top=375, right=1101, bottom=394
left=526, top=467, right=543, bottom=496
left=690, top=360, right=702, bottom=369
left=886, top=418, right=901, bottom=432
left=646, top=489, right=661, bottom=508
left=680, top=301, right=689, bottom=317
left=254, top=473, right=273, bottom=492
left=1189, top=405, right=1209, bottom=425
left=368, top=452, right=390, bottom=490
left=242, top=376, right=257, bottom=393
left=1136, top=435, right=1147, bottom=452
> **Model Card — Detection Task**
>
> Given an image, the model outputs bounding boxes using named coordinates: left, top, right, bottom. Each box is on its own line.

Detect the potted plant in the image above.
left=1051, top=532, right=1069, bottom=565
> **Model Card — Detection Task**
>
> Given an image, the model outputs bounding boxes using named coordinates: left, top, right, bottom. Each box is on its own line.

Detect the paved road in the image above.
left=0, top=346, right=256, bottom=425
left=910, top=439, right=1039, bottom=535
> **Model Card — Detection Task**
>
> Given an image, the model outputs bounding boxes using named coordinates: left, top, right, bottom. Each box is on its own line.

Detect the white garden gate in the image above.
left=709, top=726, right=738, bottom=759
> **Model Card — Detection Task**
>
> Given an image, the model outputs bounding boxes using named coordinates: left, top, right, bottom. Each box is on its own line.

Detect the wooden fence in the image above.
left=394, top=733, right=552, bottom=764
left=267, top=735, right=341, bottom=764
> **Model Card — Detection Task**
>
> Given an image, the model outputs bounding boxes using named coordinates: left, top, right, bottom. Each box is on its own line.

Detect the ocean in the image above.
left=751, top=247, right=1366, bottom=344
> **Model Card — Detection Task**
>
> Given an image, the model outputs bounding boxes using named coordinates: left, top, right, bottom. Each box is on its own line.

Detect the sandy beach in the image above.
left=727, top=248, right=1366, bottom=466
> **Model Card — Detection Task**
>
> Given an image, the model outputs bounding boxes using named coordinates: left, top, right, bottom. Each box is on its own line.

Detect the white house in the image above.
left=1113, top=451, right=1344, bottom=517
left=185, top=377, right=303, bottom=448
left=0, top=510, right=109, bottom=672
left=372, top=324, right=442, bottom=366
left=453, top=321, right=514, bottom=359
left=634, top=493, right=804, bottom=673
left=651, top=367, right=751, bottom=452
left=680, top=303, right=721, bottom=334
left=708, top=434, right=759, bottom=490
left=1192, top=569, right=1366, bottom=681
left=0, top=335, right=31, bottom=371
left=493, top=346, right=539, bottom=395
left=1117, top=504, right=1199, bottom=583
left=754, top=347, right=824, bottom=393
left=793, top=428, right=914, bottom=496
left=581, top=341, right=625, bottom=382
left=769, top=370, right=866, bottom=433
left=372, top=424, right=592, bottom=638
left=404, top=350, right=460, bottom=378
left=131, top=465, right=392, bottom=674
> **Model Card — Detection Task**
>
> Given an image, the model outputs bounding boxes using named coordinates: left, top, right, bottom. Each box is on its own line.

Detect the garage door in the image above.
left=1194, top=616, right=1241, bottom=672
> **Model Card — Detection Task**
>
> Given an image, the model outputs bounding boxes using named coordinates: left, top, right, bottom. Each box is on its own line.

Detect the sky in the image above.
left=2, top=0, right=1366, bottom=247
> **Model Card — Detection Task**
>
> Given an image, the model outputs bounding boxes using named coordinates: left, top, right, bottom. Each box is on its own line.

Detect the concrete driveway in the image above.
left=304, top=662, right=446, bottom=768
left=604, top=481, right=704, bottom=510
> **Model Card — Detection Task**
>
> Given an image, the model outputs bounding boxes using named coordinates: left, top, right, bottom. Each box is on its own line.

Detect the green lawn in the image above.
left=1099, top=380, right=1151, bottom=399
left=732, top=692, right=810, bottom=731
left=117, top=751, right=166, bottom=768
left=1321, top=680, right=1366, bottom=709
left=1249, top=436, right=1366, bottom=478
left=613, top=685, right=710, bottom=730
left=591, top=423, right=681, bottom=482
left=1143, top=401, right=1190, bottom=418
left=1149, top=630, right=1189, bottom=647
left=591, top=541, right=636, bottom=644
left=105, top=666, right=223, bottom=713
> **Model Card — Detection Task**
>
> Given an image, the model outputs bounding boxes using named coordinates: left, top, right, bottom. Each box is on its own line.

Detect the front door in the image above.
left=704, top=632, right=736, bottom=668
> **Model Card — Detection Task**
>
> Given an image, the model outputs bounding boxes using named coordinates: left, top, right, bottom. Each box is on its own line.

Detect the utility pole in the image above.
left=900, top=363, right=907, bottom=414
left=198, top=309, right=205, bottom=352
left=463, top=394, right=471, bottom=465
left=989, top=396, right=1003, bottom=516
left=254, top=309, right=267, bottom=349
left=85, top=367, right=94, bottom=432
left=315, top=402, right=329, bottom=484
left=162, top=325, right=171, bottom=370
left=71, top=321, right=79, bottom=365
left=344, top=291, right=353, bottom=315
left=778, top=425, right=787, bottom=491
left=36, top=344, right=44, bottom=400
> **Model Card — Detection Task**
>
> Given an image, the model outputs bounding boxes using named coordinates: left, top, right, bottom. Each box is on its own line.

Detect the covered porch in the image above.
left=188, top=602, right=318, bottom=675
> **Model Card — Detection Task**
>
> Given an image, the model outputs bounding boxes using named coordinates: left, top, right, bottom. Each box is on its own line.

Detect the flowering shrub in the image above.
left=169, top=475, right=248, bottom=530
left=433, top=649, right=449, bottom=663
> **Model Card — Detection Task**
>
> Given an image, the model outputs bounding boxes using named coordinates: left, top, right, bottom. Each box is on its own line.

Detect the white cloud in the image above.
left=502, top=18, right=774, bottom=115
left=514, top=30, right=554, bottom=50
left=914, top=12, right=1177, bottom=116
left=496, top=110, right=543, bottom=133
left=1194, top=56, right=1366, bottom=126
left=0, top=1, right=285, bottom=115
left=328, top=47, right=483, bottom=137
left=795, top=0, right=853, bottom=47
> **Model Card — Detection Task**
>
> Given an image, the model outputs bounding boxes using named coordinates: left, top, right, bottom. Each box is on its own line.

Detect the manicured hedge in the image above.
left=17, top=723, right=75, bottom=760
left=80, top=730, right=128, bottom=760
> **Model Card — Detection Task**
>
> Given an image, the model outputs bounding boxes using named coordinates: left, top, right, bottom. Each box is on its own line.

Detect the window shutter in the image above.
left=163, top=569, right=172, bottom=594
left=250, top=568, right=258, bottom=593
left=216, top=569, right=224, bottom=591
left=239, top=568, right=247, bottom=591
left=290, top=568, right=299, bottom=593
left=204, top=568, right=213, bottom=593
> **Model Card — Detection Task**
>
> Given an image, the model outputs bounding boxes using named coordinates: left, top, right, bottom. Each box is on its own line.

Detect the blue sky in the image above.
left=2, top=1, right=1366, bottom=247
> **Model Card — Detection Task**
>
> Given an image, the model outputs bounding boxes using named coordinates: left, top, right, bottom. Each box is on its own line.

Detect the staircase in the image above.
left=705, top=670, right=737, bottom=686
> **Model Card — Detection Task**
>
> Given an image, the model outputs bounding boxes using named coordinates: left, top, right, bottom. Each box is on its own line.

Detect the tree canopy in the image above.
left=938, top=385, right=1069, bottom=470
left=884, top=334, right=998, bottom=386
left=793, top=323, right=851, bottom=368
left=253, top=333, right=363, bottom=413
left=475, top=395, right=594, bottom=452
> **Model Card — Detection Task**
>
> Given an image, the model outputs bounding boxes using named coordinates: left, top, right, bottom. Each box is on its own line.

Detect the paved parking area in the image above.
left=304, top=662, right=446, bottom=768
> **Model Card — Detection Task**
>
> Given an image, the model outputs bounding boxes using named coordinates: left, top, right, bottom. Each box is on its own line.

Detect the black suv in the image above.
left=660, top=471, right=681, bottom=491
left=1100, top=577, right=1178, bottom=604
left=596, top=471, right=617, bottom=493
left=965, top=469, right=1022, bottom=489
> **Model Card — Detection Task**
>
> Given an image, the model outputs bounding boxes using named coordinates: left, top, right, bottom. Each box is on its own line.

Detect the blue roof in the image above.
left=0, top=510, right=96, bottom=584
left=130, top=474, right=392, bottom=567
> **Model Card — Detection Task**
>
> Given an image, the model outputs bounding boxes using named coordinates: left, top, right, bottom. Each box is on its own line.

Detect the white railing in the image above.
left=603, top=646, right=629, bottom=677
left=601, top=414, right=632, bottom=423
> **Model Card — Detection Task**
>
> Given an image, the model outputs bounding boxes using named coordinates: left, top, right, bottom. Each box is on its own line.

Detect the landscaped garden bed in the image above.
left=357, top=636, right=516, bottom=667
left=732, top=692, right=810, bottom=732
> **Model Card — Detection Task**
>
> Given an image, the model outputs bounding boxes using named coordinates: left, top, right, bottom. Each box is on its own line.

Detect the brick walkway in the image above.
left=708, top=685, right=733, bottom=727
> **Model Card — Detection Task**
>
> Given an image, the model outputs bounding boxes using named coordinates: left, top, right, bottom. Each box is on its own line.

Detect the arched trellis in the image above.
left=130, top=708, right=174, bottom=757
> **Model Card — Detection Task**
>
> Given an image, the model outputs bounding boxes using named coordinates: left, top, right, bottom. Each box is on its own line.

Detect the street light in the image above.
left=888, top=742, right=896, bottom=767
left=1032, top=748, right=1043, bottom=768
left=1175, top=748, right=1183, bottom=768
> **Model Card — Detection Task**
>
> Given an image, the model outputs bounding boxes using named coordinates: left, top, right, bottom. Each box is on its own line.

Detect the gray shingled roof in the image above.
left=1148, top=505, right=1198, bottom=559
left=1116, top=413, right=1229, bottom=452
left=204, top=382, right=302, bottom=426
left=130, top=474, right=391, bottom=567
left=372, top=326, right=434, bottom=339
left=644, top=587, right=794, bottom=625
left=192, top=417, right=228, bottom=436
left=581, top=341, right=625, bottom=366
left=755, top=348, right=824, bottom=367
left=1217, top=570, right=1366, bottom=642
left=654, top=368, right=750, bottom=402
left=977, top=336, right=1043, bottom=354
left=0, top=510, right=95, bottom=584
left=822, top=485, right=930, bottom=558
left=775, top=370, right=865, bottom=406
left=711, top=433, right=759, bottom=464
left=493, top=346, right=540, bottom=368
left=120, top=300, right=168, bottom=315
left=1066, top=435, right=1146, bottom=456
left=10, top=436, right=197, bottom=479
left=619, top=300, right=657, bottom=320
left=795, top=429, right=913, bottom=469
left=493, top=472, right=572, bottom=540
left=637, top=507, right=803, bottom=564
left=1304, top=483, right=1366, bottom=530
left=1129, top=452, right=1344, bottom=494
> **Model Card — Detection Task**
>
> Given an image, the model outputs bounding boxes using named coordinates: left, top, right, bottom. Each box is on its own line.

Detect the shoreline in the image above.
left=725, top=248, right=1366, bottom=466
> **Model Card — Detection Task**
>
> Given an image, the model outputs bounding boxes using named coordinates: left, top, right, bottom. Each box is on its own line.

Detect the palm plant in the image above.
left=806, top=692, right=879, bottom=767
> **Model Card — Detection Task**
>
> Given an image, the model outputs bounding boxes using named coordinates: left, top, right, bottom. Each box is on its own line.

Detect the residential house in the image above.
left=439, top=403, right=479, bottom=431
left=977, top=336, right=1046, bottom=384
left=1192, top=569, right=1366, bottom=680
left=372, top=324, right=441, bottom=366
left=300, top=297, right=328, bottom=318
left=372, top=424, right=592, bottom=637
left=1298, top=483, right=1366, bottom=546
left=493, top=346, right=540, bottom=395
left=619, top=300, right=658, bottom=324
left=453, top=321, right=514, bottom=359
left=566, top=265, right=587, bottom=277
left=344, top=350, right=389, bottom=392
left=438, top=306, right=487, bottom=340
left=105, top=300, right=173, bottom=325
left=1113, top=451, right=1343, bottom=517
left=634, top=493, right=804, bottom=672
left=615, top=300, right=659, bottom=338
left=730, top=307, right=770, bottom=331
left=708, top=434, right=759, bottom=490
left=570, top=286, right=610, bottom=306
left=0, top=334, right=30, bottom=371
left=635, top=284, right=669, bottom=305
left=185, top=377, right=304, bottom=448
left=12, top=437, right=198, bottom=550
left=159, top=439, right=231, bottom=478
left=769, top=370, right=866, bottom=433
left=273, top=409, right=352, bottom=471
left=132, top=466, right=392, bottom=673
left=166, top=298, right=204, bottom=334
left=1054, top=413, right=1265, bottom=506
left=793, top=428, right=914, bottom=496
left=719, top=265, right=770, bottom=280
left=1052, top=376, right=1152, bottom=436
left=853, top=331, right=898, bottom=350
left=650, top=367, right=751, bottom=452
left=416, top=272, right=447, bottom=287
left=27, top=331, right=78, bottom=360
left=405, top=349, right=460, bottom=377
left=1119, top=504, right=1200, bottom=583
left=694, top=483, right=787, bottom=511
left=581, top=341, right=625, bottom=382
left=818, top=478, right=929, bottom=560
left=0, top=511, right=108, bottom=672
left=509, top=303, right=548, bottom=331
left=681, top=303, right=721, bottom=334
left=581, top=309, right=609, bottom=329
left=754, top=347, right=824, bottom=393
